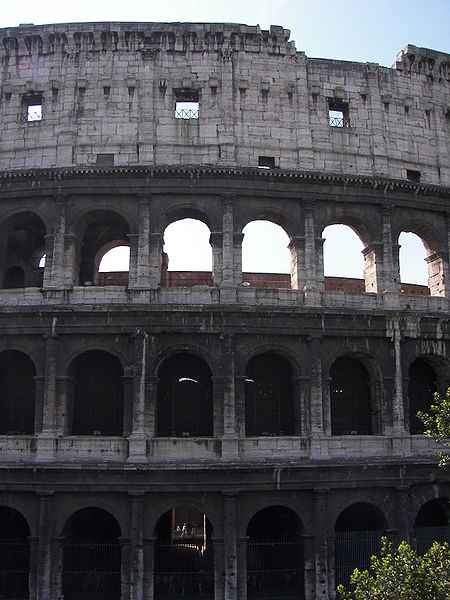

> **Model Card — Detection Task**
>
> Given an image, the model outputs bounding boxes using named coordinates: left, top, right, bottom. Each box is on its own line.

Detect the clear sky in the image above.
left=5, top=0, right=441, bottom=284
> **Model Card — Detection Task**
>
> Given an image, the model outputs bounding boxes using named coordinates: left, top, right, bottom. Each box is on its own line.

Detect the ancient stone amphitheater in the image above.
left=0, top=21, right=448, bottom=600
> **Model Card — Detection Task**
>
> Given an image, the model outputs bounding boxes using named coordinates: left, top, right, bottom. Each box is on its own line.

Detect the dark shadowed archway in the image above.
left=62, top=507, right=121, bottom=599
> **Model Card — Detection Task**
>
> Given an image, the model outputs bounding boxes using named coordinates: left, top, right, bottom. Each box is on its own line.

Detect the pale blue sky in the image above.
left=6, top=1, right=438, bottom=283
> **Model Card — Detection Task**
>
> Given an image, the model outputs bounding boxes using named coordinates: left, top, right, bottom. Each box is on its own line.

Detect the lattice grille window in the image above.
left=174, top=89, right=199, bottom=119
left=328, top=100, right=350, bottom=128
left=20, top=94, right=43, bottom=123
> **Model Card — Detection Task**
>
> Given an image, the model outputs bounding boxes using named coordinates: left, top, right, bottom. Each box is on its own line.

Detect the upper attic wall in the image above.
left=0, top=22, right=449, bottom=186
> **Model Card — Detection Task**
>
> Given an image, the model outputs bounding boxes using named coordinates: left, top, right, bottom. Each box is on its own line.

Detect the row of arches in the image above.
left=2, top=498, right=448, bottom=599
left=0, top=210, right=440, bottom=293
left=0, top=349, right=445, bottom=437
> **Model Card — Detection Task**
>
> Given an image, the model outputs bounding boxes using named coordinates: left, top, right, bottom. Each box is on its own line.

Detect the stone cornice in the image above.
left=0, top=165, right=448, bottom=197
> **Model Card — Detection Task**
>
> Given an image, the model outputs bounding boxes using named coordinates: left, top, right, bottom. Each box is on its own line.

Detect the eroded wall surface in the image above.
left=0, top=22, right=449, bottom=184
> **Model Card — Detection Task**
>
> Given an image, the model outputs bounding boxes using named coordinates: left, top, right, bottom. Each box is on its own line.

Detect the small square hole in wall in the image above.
left=174, top=89, right=199, bottom=119
left=406, top=169, right=421, bottom=182
left=328, top=100, right=350, bottom=127
left=258, top=156, right=276, bottom=169
left=21, top=94, right=43, bottom=122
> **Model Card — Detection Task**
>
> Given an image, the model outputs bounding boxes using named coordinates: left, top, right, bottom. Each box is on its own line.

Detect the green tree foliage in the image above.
left=418, top=387, right=450, bottom=468
left=337, top=536, right=450, bottom=600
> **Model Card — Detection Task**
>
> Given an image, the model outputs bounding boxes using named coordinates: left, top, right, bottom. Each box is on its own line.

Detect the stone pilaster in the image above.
left=223, top=494, right=238, bottom=600
left=129, top=493, right=145, bottom=598
left=36, top=492, right=53, bottom=600
left=128, top=331, right=148, bottom=461
left=313, top=488, right=330, bottom=599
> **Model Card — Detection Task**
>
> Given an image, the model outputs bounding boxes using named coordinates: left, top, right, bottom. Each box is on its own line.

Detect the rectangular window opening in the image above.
left=406, top=169, right=421, bottom=183
left=328, top=101, right=349, bottom=128
left=21, top=94, right=43, bottom=123
left=258, top=156, right=276, bottom=169
left=174, top=89, right=199, bottom=119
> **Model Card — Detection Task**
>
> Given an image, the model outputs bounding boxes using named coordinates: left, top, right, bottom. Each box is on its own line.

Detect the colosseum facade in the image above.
left=0, top=21, right=449, bottom=600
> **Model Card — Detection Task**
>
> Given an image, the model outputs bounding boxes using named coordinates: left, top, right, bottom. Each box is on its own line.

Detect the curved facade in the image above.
left=0, top=21, right=449, bottom=600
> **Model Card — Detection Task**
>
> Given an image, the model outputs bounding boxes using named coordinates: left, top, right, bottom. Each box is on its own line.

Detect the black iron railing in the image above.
left=0, top=538, right=29, bottom=599
left=247, top=537, right=304, bottom=598
left=174, top=108, right=199, bottom=119
left=335, top=530, right=382, bottom=591
left=155, top=540, right=213, bottom=598
left=63, top=539, right=121, bottom=599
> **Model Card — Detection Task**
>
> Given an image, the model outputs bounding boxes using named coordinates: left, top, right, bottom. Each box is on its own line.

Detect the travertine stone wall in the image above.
left=0, top=23, right=448, bottom=184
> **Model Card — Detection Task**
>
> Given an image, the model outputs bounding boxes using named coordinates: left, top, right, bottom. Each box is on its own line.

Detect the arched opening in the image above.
left=322, top=224, right=365, bottom=292
left=335, top=503, right=386, bottom=591
left=162, top=218, right=212, bottom=287
left=330, top=357, right=372, bottom=435
left=154, top=507, right=214, bottom=599
left=62, top=507, right=121, bottom=600
left=399, top=232, right=429, bottom=293
left=78, top=211, right=130, bottom=286
left=246, top=506, right=304, bottom=599
left=414, top=499, right=450, bottom=554
left=0, top=351, right=36, bottom=434
left=0, top=212, right=46, bottom=289
left=242, top=220, right=291, bottom=288
left=245, top=353, right=294, bottom=436
left=71, top=351, right=124, bottom=436
left=95, top=243, right=130, bottom=286
left=157, top=353, right=213, bottom=437
left=408, top=358, right=437, bottom=434
left=0, top=507, right=30, bottom=599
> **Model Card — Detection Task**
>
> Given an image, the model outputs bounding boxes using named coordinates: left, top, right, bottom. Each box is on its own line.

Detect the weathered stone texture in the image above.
left=0, top=22, right=449, bottom=600
left=1, top=23, right=449, bottom=183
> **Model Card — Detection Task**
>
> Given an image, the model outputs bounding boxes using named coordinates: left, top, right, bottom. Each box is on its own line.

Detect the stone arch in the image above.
left=236, top=342, right=301, bottom=379
left=240, top=211, right=293, bottom=288
left=394, top=218, right=446, bottom=296
left=0, top=211, right=47, bottom=288
left=93, top=238, right=130, bottom=286
left=407, top=354, right=449, bottom=434
left=245, top=504, right=304, bottom=599
left=160, top=204, right=216, bottom=232
left=163, top=220, right=212, bottom=282
left=334, top=502, right=387, bottom=591
left=63, top=342, right=128, bottom=376
left=74, top=209, right=131, bottom=286
left=150, top=497, right=219, bottom=538
left=238, top=206, right=295, bottom=240
left=156, top=351, right=213, bottom=437
left=0, top=350, right=36, bottom=434
left=153, top=343, right=216, bottom=376
left=0, top=506, right=31, bottom=599
left=328, top=351, right=385, bottom=435
left=153, top=503, right=215, bottom=599
left=319, top=211, right=376, bottom=293
left=61, top=507, right=122, bottom=600
left=413, top=498, right=450, bottom=554
left=241, top=499, right=305, bottom=538
left=68, top=350, right=124, bottom=436
left=244, top=351, right=295, bottom=436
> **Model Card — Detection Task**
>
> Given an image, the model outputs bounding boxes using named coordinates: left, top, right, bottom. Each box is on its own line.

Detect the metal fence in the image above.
left=154, top=540, right=214, bottom=598
left=63, top=539, right=121, bottom=599
left=174, top=108, right=199, bottom=119
left=247, top=537, right=304, bottom=598
left=0, top=537, right=29, bottom=598
left=335, top=530, right=383, bottom=590
left=415, top=525, right=450, bottom=555
left=329, top=115, right=350, bottom=128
